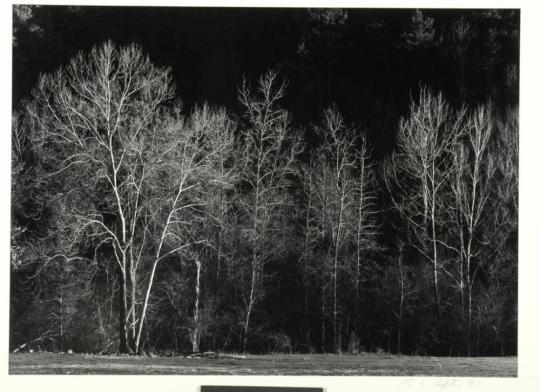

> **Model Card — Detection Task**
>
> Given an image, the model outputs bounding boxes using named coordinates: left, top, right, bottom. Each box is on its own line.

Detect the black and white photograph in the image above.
left=6, top=1, right=531, bottom=383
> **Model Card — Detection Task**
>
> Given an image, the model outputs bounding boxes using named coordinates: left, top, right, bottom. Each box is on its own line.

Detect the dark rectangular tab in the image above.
left=201, top=387, right=323, bottom=392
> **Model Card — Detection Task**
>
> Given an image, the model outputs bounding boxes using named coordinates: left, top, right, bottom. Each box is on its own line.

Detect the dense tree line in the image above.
left=11, top=8, right=518, bottom=356
left=13, top=7, right=518, bottom=153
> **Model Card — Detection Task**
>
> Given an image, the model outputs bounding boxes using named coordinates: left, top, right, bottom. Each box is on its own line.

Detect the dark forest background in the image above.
left=13, top=6, right=519, bottom=154
left=11, top=6, right=519, bottom=356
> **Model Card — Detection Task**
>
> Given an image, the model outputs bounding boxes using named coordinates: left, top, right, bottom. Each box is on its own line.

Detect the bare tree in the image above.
left=194, top=104, right=238, bottom=297
left=481, top=106, right=518, bottom=355
left=311, top=107, right=357, bottom=352
left=384, top=89, right=465, bottom=313
left=179, top=104, right=237, bottom=353
left=11, top=113, right=29, bottom=270
left=351, top=133, right=380, bottom=319
left=130, top=107, right=230, bottom=354
left=236, top=71, right=302, bottom=352
left=23, top=42, right=225, bottom=354
left=452, top=105, right=497, bottom=354
left=490, top=106, right=518, bottom=252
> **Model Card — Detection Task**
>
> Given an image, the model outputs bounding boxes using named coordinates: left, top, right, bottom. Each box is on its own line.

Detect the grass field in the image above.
left=9, top=352, right=517, bottom=376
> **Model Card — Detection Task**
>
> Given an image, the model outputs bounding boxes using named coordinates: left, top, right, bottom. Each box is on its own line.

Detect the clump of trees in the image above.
left=11, top=41, right=517, bottom=356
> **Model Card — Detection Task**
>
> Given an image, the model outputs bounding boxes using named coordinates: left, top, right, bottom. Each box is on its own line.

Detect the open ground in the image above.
left=9, top=352, right=517, bottom=376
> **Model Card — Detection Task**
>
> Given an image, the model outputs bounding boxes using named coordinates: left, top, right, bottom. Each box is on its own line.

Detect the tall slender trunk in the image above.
left=355, top=164, right=365, bottom=324
left=135, top=180, right=187, bottom=354
left=129, top=268, right=137, bottom=345
left=459, top=224, right=465, bottom=319
left=216, top=227, right=222, bottom=296
left=118, top=267, right=130, bottom=354
left=332, top=188, right=345, bottom=353
left=431, top=206, right=440, bottom=312
left=333, top=243, right=339, bottom=353
left=110, top=140, right=131, bottom=352
left=430, top=164, right=440, bottom=313
left=423, top=171, right=429, bottom=228
left=465, top=225, right=474, bottom=356
left=243, top=247, right=257, bottom=353
left=242, top=159, right=262, bottom=353
left=303, top=263, right=309, bottom=338
left=216, top=183, right=225, bottom=297
left=455, top=150, right=467, bottom=354
left=190, top=259, right=202, bottom=353
left=467, top=272, right=473, bottom=356
left=459, top=234, right=466, bottom=354
left=321, top=280, right=325, bottom=352
left=59, top=269, right=64, bottom=353
left=303, top=186, right=312, bottom=341
left=397, top=245, right=404, bottom=354
left=465, top=156, right=479, bottom=356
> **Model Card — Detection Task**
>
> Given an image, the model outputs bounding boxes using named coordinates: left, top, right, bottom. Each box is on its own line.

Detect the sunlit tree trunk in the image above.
left=189, top=258, right=202, bottom=353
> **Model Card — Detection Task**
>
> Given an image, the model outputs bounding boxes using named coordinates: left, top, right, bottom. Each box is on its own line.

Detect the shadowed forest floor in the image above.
left=9, top=352, right=517, bottom=376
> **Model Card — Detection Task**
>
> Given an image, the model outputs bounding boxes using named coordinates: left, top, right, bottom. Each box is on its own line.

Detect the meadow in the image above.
left=9, top=352, right=517, bottom=376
